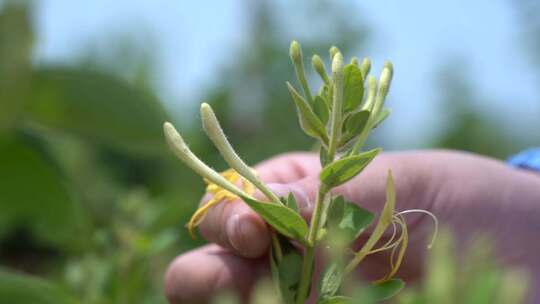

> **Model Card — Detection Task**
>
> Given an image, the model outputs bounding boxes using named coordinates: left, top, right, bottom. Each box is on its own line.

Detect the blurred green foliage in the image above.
left=0, top=0, right=535, bottom=303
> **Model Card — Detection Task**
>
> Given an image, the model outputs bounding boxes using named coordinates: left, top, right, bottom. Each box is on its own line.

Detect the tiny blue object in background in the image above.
left=508, top=148, right=540, bottom=172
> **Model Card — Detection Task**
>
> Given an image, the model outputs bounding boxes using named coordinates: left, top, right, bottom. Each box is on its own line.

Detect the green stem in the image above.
left=296, top=186, right=329, bottom=304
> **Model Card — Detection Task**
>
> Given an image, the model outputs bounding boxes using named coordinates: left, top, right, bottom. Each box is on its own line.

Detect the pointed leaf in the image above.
left=286, top=192, right=299, bottom=213
left=241, top=196, right=308, bottom=241
left=327, top=196, right=374, bottom=243
left=287, top=82, right=329, bottom=144
left=320, top=148, right=380, bottom=188
left=318, top=262, right=344, bottom=300
left=312, top=96, right=330, bottom=124
left=0, top=270, right=78, bottom=304
left=270, top=235, right=302, bottom=304
left=343, top=110, right=369, bottom=136
left=0, top=138, right=88, bottom=249
left=25, top=67, right=169, bottom=155
left=343, top=64, right=364, bottom=112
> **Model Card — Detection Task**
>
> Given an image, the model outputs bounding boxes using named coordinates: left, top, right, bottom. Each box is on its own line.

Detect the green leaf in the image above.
left=372, top=108, right=391, bottom=129
left=285, top=192, right=299, bottom=213
left=343, top=64, right=364, bottom=112
left=370, top=279, right=405, bottom=301
left=320, top=148, right=380, bottom=188
left=24, top=67, right=169, bottom=155
left=341, top=110, right=370, bottom=145
left=318, top=262, right=344, bottom=300
left=327, top=196, right=374, bottom=243
left=343, top=110, right=369, bottom=135
left=287, top=82, right=329, bottom=144
left=0, top=137, right=88, bottom=249
left=0, top=269, right=78, bottom=304
left=318, top=296, right=352, bottom=304
left=270, top=235, right=302, bottom=304
left=312, top=96, right=330, bottom=124
left=241, top=196, right=308, bottom=241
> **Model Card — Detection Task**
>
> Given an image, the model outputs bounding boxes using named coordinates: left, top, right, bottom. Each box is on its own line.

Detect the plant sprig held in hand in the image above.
left=163, top=41, right=438, bottom=304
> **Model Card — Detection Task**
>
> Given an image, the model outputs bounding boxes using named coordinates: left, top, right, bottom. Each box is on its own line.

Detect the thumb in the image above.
left=198, top=176, right=320, bottom=258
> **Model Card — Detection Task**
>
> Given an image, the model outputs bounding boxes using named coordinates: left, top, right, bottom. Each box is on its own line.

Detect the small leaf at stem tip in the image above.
left=350, top=57, right=359, bottom=66
left=370, top=279, right=405, bottom=301
left=289, top=40, right=302, bottom=65
left=329, top=45, right=340, bottom=60
left=312, top=54, right=330, bottom=84
left=342, top=63, right=364, bottom=112
left=286, top=82, right=329, bottom=143
left=319, top=148, right=381, bottom=188
left=240, top=195, right=308, bottom=242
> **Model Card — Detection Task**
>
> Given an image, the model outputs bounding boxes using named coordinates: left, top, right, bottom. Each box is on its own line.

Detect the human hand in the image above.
left=164, top=150, right=540, bottom=303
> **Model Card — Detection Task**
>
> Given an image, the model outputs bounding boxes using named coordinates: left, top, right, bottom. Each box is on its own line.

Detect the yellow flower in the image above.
left=187, top=169, right=256, bottom=239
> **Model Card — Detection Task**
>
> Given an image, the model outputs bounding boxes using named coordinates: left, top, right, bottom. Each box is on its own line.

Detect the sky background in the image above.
left=29, top=0, right=539, bottom=148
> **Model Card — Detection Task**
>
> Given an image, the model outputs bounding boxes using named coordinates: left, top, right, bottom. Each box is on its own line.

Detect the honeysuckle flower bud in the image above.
left=290, top=40, right=313, bottom=104
left=289, top=40, right=302, bottom=65
left=350, top=56, right=359, bottom=67
left=331, top=51, right=344, bottom=75
left=360, top=57, right=371, bottom=80
left=312, top=54, right=329, bottom=84
left=163, top=122, right=247, bottom=198
left=361, top=76, right=378, bottom=112
left=200, top=103, right=282, bottom=204
left=379, top=61, right=393, bottom=98
left=329, top=45, right=340, bottom=60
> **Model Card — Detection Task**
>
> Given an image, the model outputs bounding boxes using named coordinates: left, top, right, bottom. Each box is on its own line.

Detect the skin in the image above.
left=164, top=150, right=540, bottom=303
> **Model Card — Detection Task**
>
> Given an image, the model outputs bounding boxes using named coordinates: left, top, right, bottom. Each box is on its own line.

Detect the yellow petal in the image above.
left=187, top=168, right=256, bottom=239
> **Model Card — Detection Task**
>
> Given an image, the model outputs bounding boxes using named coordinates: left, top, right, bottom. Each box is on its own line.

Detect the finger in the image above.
left=199, top=182, right=314, bottom=258
left=197, top=153, right=319, bottom=258
left=164, top=244, right=266, bottom=304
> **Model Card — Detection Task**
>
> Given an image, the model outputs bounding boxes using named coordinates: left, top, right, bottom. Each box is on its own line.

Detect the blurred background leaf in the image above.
left=0, top=269, right=78, bottom=304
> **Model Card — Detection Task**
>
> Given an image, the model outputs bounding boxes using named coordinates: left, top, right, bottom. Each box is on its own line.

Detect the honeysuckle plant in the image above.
left=163, top=41, right=437, bottom=304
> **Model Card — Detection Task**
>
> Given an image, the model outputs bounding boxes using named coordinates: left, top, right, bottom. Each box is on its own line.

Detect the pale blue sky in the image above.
left=30, top=0, right=539, bottom=148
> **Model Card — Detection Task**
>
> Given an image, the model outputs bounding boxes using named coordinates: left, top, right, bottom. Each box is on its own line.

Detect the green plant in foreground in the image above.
left=163, top=41, right=438, bottom=304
